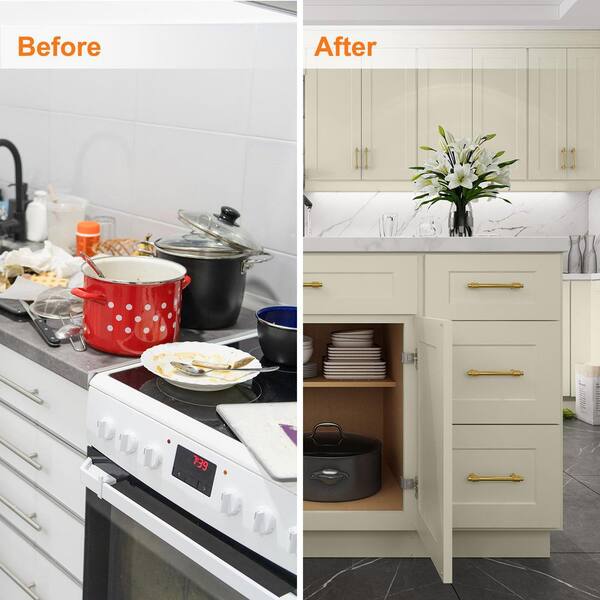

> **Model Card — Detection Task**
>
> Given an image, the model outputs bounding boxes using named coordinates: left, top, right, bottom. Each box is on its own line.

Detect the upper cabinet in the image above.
left=417, top=49, right=473, bottom=165
left=473, top=48, right=527, bottom=181
left=305, top=34, right=600, bottom=191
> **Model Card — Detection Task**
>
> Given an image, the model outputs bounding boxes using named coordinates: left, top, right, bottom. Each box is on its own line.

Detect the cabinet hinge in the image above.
left=400, top=477, right=418, bottom=497
left=401, top=352, right=417, bottom=368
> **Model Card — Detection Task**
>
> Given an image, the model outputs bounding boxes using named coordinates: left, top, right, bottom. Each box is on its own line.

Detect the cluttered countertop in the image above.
left=0, top=306, right=258, bottom=389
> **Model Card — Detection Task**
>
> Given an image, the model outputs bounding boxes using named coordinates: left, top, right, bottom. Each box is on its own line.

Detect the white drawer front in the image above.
left=453, top=425, right=562, bottom=529
left=453, top=321, right=561, bottom=424
left=0, top=346, right=87, bottom=451
left=0, top=403, right=85, bottom=519
left=0, top=461, right=84, bottom=580
left=0, top=517, right=81, bottom=600
left=304, top=253, right=418, bottom=315
left=425, top=254, right=561, bottom=320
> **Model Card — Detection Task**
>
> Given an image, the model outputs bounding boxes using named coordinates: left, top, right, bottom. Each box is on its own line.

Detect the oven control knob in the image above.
left=143, top=446, right=162, bottom=469
left=253, top=507, right=276, bottom=535
left=119, top=432, right=138, bottom=454
left=97, top=418, right=115, bottom=441
left=288, top=527, right=297, bottom=554
left=221, top=490, right=242, bottom=516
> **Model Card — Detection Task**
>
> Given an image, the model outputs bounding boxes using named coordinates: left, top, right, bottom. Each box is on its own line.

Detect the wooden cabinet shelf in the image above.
left=304, top=464, right=403, bottom=512
left=303, top=376, right=397, bottom=388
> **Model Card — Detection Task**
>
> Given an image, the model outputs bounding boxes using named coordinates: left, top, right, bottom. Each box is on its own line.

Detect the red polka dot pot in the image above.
left=71, top=256, right=191, bottom=357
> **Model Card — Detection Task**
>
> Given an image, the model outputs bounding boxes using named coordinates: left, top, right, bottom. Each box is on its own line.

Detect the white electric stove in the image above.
left=80, top=333, right=297, bottom=600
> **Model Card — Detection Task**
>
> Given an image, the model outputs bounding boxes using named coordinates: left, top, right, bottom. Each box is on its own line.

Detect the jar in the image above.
left=76, top=221, right=100, bottom=256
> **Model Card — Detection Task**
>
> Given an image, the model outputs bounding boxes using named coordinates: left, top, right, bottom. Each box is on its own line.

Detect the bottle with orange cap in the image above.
left=76, top=221, right=100, bottom=256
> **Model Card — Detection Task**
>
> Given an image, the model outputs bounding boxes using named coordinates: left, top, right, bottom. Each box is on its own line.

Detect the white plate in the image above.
left=324, top=374, right=387, bottom=380
left=331, top=340, right=374, bottom=348
left=141, top=342, right=261, bottom=392
left=331, top=329, right=374, bottom=336
left=324, top=368, right=387, bottom=373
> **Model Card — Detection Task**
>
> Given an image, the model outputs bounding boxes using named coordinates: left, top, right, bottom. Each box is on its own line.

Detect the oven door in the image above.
left=81, top=450, right=296, bottom=600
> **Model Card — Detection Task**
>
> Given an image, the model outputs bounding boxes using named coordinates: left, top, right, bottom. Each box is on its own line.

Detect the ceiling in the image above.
left=304, top=0, right=600, bottom=27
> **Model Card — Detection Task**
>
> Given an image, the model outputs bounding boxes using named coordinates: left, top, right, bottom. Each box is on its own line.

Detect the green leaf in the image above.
left=438, top=125, right=447, bottom=140
left=419, top=145, right=436, bottom=152
left=409, top=166, right=425, bottom=170
left=498, top=159, right=518, bottom=168
left=413, top=193, right=429, bottom=200
left=493, top=150, right=505, bottom=159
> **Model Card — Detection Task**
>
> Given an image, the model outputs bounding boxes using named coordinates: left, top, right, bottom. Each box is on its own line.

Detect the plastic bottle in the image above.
left=26, top=190, right=48, bottom=242
left=76, top=221, right=101, bottom=256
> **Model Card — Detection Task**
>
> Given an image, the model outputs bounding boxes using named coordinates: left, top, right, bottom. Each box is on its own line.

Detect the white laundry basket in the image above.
left=575, top=363, right=600, bottom=425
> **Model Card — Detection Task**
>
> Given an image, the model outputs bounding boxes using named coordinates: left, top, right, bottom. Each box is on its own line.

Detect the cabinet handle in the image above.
left=467, top=369, right=524, bottom=377
left=467, top=472, right=525, bottom=483
left=571, top=148, right=576, bottom=170
left=364, top=147, right=369, bottom=169
left=303, top=281, right=323, bottom=288
left=561, top=147, right=567, bottom=170
left=0, top=560, right=40, bottom=600
left=0, top=436, right=42, bottom=471
left=354, top=147, right=360, bottom=170
left=0, top=374, right=42, bottom=405
left=0, top=494, right=41, bottom=531
left=467, top=282, right=524, bottom=289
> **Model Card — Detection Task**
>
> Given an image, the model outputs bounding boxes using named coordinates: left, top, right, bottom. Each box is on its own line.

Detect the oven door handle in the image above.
left=80, top=459, right=294, bottom=600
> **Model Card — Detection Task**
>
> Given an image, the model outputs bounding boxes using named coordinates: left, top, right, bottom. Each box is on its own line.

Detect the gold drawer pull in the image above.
left=303, top=281, right=323, bottom=288
left=467, top=282, right=524, bottom=289
left=467, top=369, right=524, bottom=377
left=468, top=473, right=525, bottom=483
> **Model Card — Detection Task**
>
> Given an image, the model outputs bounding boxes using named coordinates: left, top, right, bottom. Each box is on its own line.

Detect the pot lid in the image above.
left=177, top=206, right=263, bottom=254
left=303, top=422, right=380, bottom=457
left=155, top=232, right=242, bottom=258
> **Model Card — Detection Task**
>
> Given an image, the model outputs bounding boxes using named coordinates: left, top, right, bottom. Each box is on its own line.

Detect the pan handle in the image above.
left=70, top=288, right=107, bottom=304
left=311, top=422, right=344, bottom=446
left=241, top=252, right=272, bottom=274
left=310, top=468, right=349, bottom=485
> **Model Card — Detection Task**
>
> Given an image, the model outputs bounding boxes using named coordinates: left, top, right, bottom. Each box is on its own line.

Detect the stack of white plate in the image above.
left=304, top=361, right=318, bottom=379
left=303, top=336, right=314, bottom=364
left=324, top=330, right=386, bottom=380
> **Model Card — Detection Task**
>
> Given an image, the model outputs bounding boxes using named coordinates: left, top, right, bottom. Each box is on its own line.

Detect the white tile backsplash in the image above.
left=0, top=22, right=296, bottom=306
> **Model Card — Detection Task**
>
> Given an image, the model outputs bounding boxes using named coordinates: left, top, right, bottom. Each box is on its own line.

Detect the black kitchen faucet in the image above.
left=0, top=139, right=27, bottom=241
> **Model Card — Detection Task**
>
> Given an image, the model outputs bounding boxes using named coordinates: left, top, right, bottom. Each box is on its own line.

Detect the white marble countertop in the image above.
left=563, top=273, right=600, bottom=280
left=304, top=236, right=570, bottom=253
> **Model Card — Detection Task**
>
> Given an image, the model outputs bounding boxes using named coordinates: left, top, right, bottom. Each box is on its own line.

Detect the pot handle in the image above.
left=311, top=422, right=344, bottom=446
left=241, top=252, right=272, bottom=274
left=71, top=288, right=107, bottom=304
left=181, top=275, right=192, bottom=290
left=310, top=468, right=349, bottom=486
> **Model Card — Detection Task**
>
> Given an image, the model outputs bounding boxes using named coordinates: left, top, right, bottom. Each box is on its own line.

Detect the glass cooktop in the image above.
left=109, top=336, right=296, bottom=439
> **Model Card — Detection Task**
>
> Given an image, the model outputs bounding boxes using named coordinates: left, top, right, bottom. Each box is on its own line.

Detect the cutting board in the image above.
left=216, top=402, right=297, bottom=481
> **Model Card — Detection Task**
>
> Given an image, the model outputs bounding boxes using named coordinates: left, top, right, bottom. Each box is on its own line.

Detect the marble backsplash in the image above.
left=305, top=191, right=592, bottom=238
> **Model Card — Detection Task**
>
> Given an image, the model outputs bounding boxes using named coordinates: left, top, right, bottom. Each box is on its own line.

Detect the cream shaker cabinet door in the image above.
left=473, top=48, right=527, bottom=180
left=416, top=316, right=453, bottom=584
left=563, top=280, right=571, bottom=398
left=304, top=69, right=362, bottom=181
left=567, top=49, right=600, bottom=180
left=417, top=49, right=472, bottom=164
left=570, top=281, right=591, bottom=398
left=452, top=321, right=561, bottom=424
left=362, top=50, right=417, bottom=181
left=528, top=48, right=567, bottom=180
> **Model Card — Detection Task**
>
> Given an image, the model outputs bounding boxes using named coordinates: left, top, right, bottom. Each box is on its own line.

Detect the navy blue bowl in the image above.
left=256, top=306, right=297, bottom=366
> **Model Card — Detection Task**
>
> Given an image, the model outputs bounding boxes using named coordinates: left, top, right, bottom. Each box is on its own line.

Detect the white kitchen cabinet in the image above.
left=567, top=49, right=600, bottom=180
left=304, top=251, right=562, bottom=581
left=473, top=48, right=527, bottom=180
left=362, top=50, right=418, bottom=181
left=304, top=69, right=362, bottom=181
left=417, top=49, right=473, bottom=165
left=563, top=280, right=571, bottom=397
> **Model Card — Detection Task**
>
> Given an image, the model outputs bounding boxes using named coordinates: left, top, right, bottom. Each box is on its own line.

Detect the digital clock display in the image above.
left=172, top=445, right=217, bottom=497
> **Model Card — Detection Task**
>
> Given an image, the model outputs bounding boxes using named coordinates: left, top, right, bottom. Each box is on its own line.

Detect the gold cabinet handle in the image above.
left=561, top=147, right=567, bottom=169
left=354, top=147, right=360, bottom=170
left=467, top=282, right=524, bottom=289
left=468, top=473, right=524, bottom=483
left=467, top=369, right=524, bottom=377
left=303, top=281, right=323, bottom=288
left=364, top=147, right=369, bottom=169
left=571, top=148, right=576, bottom=170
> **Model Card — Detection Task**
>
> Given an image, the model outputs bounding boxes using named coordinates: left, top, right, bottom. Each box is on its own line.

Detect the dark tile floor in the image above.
left=303, top=419, right=600, bottom=600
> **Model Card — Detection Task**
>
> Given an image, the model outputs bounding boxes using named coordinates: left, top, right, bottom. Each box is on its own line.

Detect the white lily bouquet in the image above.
left=412, top=126, right=517, bottom=236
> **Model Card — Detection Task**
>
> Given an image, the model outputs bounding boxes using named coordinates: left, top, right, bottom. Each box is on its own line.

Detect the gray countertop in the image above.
left=0, top=307, right=258, bottom=389
left=304, top=236, right=570, bottom=253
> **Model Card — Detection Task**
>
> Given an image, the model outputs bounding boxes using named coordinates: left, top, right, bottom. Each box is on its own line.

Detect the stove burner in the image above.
left=155, top=377, right=262, bottom=407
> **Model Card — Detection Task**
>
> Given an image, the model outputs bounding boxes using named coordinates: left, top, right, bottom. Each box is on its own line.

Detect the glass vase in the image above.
left=567, top=235, right=583, bottom=273
left=583, top=234, right=597, bottom=274
left=448, top=202, right=473, bottom=237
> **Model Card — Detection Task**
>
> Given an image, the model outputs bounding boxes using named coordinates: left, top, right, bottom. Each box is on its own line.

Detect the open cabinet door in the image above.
left=416, top=316, right=453, bottom=583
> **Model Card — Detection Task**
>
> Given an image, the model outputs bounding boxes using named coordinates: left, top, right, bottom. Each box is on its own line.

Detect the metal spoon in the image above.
left=79, top=252, right=105, bottom=278
left=170, top=361, right=279, bottom=377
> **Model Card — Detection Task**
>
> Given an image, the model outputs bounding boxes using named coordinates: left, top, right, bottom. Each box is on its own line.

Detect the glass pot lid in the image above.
left=154, top=232, right=241, bottom=258
left=177, top=206, right=263, bottom=255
